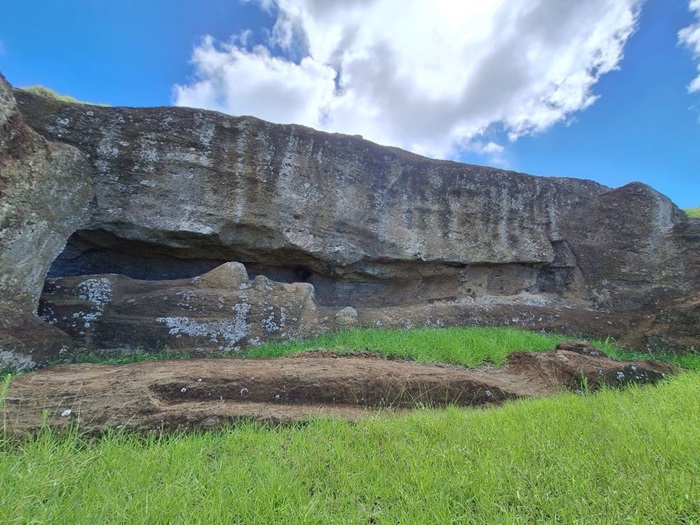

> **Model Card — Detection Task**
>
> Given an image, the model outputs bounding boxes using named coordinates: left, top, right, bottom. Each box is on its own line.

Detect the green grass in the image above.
left=608, top=347, right=700, bottom=371
left=67, top=326, right=583, bottom=368
left=65, top=326, right=700, bottom=372
left=2, top=329, right=699, bottom=523
left=243, top=326, right=612, bottom=366
left=20, top=85, right=84, bottom=103
left=243, top=326, right=700, bottom=370
left=18, top=85, right=108, bottom=106
left=1, top=371, right=698, bottom=524
left=685, top=207, right=700, bottom=219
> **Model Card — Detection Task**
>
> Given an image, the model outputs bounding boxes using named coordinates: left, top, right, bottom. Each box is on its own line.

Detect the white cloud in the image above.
left=174, top=0, right=642, bottom=159
left=175, top=36, right=337, bottom=125
left=679, top=0, right=700, bottom=93
left=480, top=142, right=505, bottom=155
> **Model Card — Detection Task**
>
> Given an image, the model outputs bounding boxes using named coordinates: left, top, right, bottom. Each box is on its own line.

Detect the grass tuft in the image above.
left=19, top=85, right=108, bottom=106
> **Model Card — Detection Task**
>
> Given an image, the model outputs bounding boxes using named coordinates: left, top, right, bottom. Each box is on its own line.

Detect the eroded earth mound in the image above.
left=2, top=342, right=676, bottom=435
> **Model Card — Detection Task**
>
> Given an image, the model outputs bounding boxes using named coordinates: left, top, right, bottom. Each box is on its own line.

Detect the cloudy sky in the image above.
left=1, top=0, right=698, bottom=207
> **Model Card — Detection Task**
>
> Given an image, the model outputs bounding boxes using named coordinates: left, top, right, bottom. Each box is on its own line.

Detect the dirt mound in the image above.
left=2, top=344, right=675, bottom=435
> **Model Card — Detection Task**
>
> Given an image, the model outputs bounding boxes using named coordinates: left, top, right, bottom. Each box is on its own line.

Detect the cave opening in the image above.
left=43, top=229, right=409, bottom=308
left=43, top=229, right=572, bottom=310
left=47, top=229, right=230, bottom=281
left=46, top=229, right=329, bottom=288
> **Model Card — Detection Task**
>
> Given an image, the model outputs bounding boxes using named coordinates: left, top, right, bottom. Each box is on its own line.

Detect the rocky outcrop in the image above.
left=0, top=73, right=697, bottom=367
left=0, top=74, right=95, bottom=312
left=0, top=73, right=95, bottom=369
left=39, top=262, right=320, bottom=352
left=14, top=88, right=625, bottom=306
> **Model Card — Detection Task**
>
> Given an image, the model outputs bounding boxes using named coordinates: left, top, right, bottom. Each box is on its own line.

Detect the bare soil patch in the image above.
left=2, top=343, right=675, bottom=435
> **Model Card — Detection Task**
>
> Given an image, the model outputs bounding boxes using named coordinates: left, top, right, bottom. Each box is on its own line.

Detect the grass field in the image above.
left=2, top=327, right=699, bottom=524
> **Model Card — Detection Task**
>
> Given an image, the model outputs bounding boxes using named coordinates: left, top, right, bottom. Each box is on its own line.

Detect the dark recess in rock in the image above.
left=45, top=228, right=476, bottom=308
left=47, top=229, right=228, bottom=281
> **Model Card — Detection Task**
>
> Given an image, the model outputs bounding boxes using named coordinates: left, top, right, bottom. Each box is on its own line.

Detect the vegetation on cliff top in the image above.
left=19, top=85, right=107, bottom=106
left=685, top=207, right=700, bottom=218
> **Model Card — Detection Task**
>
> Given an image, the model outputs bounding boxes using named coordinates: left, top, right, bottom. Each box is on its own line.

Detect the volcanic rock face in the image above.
left=14, top=87, right=622, bottom=304
left=0, top=73, right=698, bottom=367
left=0, top=74, right=95, bottom=370
left=0, top=76, right=94, bottom=312
left=39, top=262, right=320, bottom=352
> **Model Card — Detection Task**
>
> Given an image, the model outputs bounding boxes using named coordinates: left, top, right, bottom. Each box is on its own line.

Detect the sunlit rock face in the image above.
left=0, top=75, right=697, bottom=368
left=0, top=75, right=95, bottom=313
left=0, top=73, right=95, bottom=370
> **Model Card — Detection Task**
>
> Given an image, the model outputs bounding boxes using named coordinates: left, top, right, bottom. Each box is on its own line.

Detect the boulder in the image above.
left=0, top=306, right=74, bottom=371
left=39, top=263, right=320, bottom=352
left=0, top=73, right=95, bottom=368
left=0, top=72, right=696, bottom=366
left=335, top=307, right=359, bottom=327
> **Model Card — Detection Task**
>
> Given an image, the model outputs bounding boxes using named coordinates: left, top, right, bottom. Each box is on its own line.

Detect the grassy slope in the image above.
left=1, top=372, right=699, bottom=524
left=685, top=207, right=700, bottom=218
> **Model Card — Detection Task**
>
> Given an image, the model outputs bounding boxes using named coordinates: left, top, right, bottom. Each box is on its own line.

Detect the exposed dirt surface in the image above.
left=3, top=343, right=676, bottom=436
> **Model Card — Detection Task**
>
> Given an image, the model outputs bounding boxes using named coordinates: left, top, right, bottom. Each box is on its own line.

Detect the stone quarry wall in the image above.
left=0, top=74, right=697, bottom=368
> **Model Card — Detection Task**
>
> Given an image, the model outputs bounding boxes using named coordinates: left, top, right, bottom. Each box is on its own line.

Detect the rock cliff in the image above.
left=0, top=73, right=697, bottom=368
left=0, top=74, right=95, bottom=369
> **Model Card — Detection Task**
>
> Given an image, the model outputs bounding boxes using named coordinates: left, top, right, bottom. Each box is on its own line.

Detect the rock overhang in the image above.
left=0, top=74, right=697, bottom=366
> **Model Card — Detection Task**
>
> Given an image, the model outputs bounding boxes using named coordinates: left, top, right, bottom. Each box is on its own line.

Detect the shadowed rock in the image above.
left=39, top=262, right=320, bottom=352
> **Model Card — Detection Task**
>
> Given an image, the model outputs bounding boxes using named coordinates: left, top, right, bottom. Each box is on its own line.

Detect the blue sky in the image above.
left=0, top=0, right=698, bottom=208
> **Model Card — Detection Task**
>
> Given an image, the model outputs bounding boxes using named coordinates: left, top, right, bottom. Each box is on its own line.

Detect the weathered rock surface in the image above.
left=0, top=73, right=96, bottom=367
left=39, top=262, right=320, bottom=352
left=2, top=347, right=676, bottom=434
left=15, top=86, right=670, bottom=306
left=0, top=75, right=94, bottom=312
left=0, top=307, right=74, bottom=371
left=0, top=73, right=697, bottom=366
